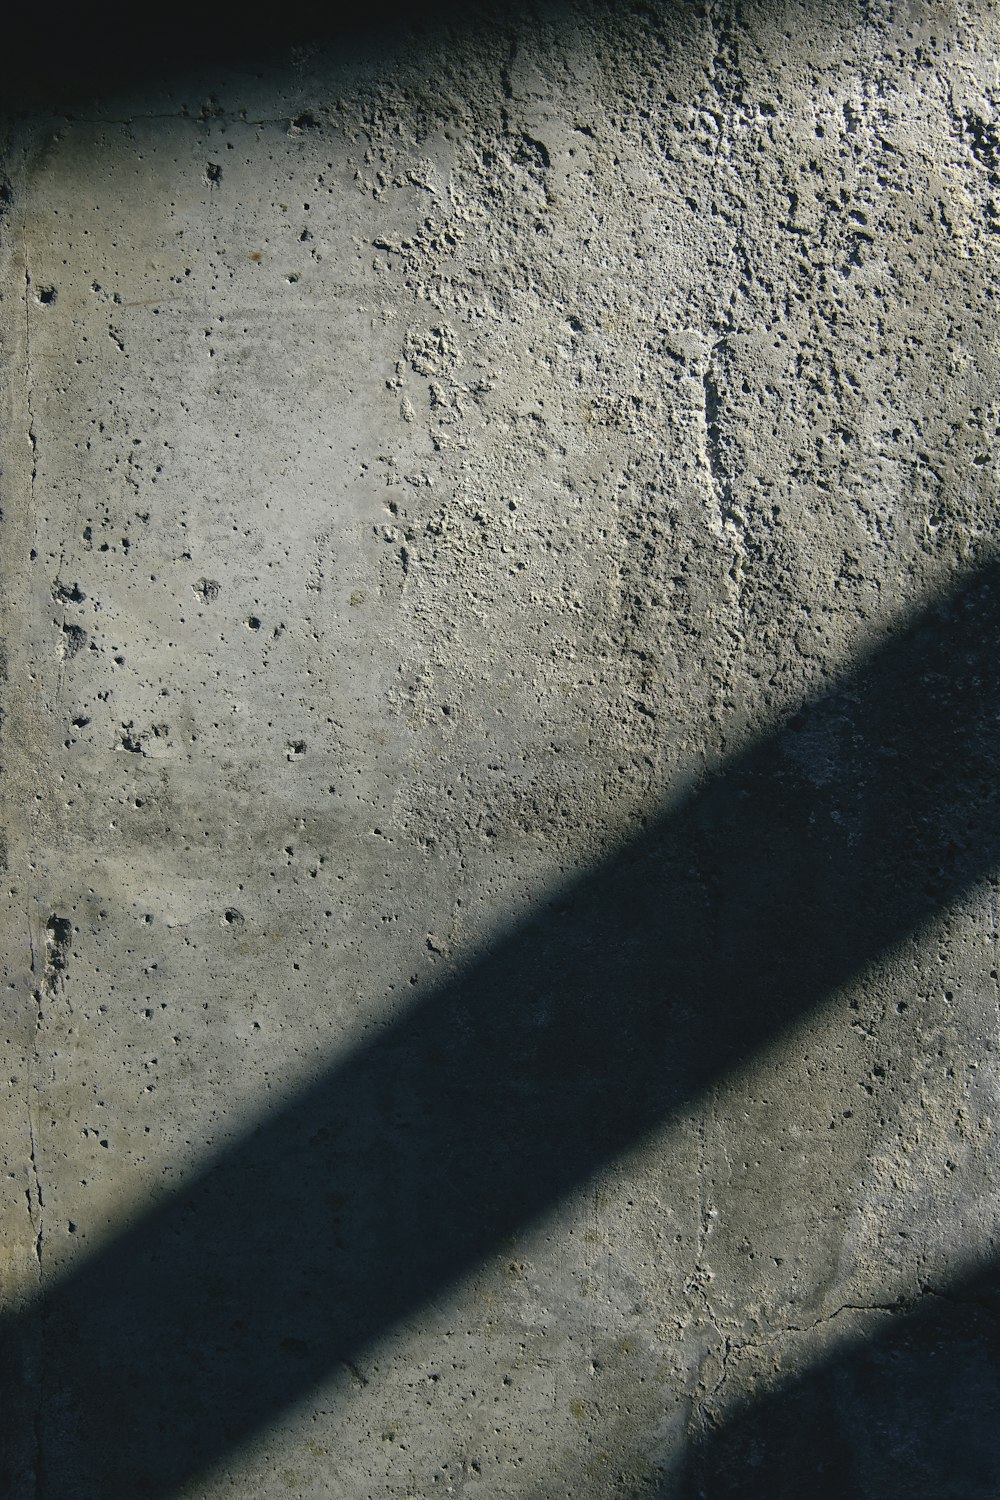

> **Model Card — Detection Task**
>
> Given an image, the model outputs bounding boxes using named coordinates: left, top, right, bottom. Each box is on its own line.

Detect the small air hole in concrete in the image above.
left=53, top=579, right=85, bottom=604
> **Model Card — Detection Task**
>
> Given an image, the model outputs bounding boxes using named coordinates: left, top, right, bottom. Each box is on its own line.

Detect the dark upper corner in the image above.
left=4, top=0, right=538, bottom=113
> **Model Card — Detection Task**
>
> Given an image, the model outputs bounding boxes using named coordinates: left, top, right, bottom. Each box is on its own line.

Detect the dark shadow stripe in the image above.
left=2, top=556, right=998, bottom=1497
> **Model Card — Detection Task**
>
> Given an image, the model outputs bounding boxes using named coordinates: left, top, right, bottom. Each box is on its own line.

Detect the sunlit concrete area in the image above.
left=1, top=1, right=999, bottom=1495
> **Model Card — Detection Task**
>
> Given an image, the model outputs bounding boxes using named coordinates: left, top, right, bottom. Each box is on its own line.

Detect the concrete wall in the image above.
left=2, top=2, right=999, bottom=1495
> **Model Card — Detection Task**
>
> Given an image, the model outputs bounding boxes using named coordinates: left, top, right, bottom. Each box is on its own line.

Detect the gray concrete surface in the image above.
left=2, top=1, right=1000, bottom=1495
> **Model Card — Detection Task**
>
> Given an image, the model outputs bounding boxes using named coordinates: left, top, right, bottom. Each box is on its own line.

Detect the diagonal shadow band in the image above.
left=674, top=1256, right=1000, bottom=1499
left=4, top=555, right=1000, bottom=1497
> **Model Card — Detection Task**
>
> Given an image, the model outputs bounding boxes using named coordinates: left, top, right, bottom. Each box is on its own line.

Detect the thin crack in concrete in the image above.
left=19, top=181, right=43, bottom=1268
left=20, top=172, right=45, bottom=1500
left=697, top=1284, right=1000, bottom=1423
left=26, top=1094, right=44, bottom=1271
left=701, top=349, right=729, bottom=518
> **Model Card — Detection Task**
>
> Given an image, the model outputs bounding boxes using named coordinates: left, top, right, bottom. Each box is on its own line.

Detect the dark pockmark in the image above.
left=120, top=722, right=144, bottom=755
left=53, top=579, right=86, bottom=605
left=42, top=913, right=73, bottom=995
left=60, top=623, right=88, bottom=658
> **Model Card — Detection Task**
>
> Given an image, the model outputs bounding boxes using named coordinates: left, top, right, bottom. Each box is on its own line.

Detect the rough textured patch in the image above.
left=1, top=2, right=999, bottom=1496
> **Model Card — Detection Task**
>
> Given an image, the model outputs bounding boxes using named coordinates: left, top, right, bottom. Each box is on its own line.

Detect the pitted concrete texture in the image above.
left=2, top=2, right=1000, bottom=1496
